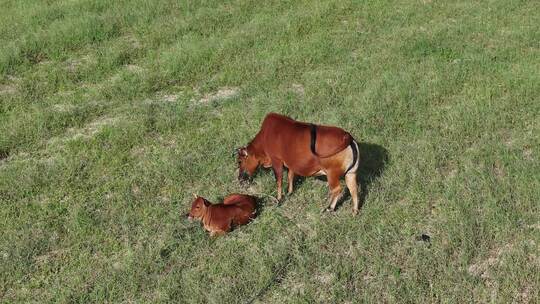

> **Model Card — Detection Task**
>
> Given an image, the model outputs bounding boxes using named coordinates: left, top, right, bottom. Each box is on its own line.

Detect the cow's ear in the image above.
left=239, top=147, right=248, bottom=157
left=202, top=198, right=210, bottom=207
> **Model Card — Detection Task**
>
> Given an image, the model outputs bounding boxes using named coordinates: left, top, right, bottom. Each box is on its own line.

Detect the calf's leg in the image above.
left=345, top=172, right=360, bottom=215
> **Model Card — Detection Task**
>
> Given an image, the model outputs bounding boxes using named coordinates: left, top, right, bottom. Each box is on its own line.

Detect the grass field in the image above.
left=1, top=0, right=539, bottom=302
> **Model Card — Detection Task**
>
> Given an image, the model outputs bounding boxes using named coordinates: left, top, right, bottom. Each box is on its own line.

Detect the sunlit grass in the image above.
left=1, top=0, right=539, bottom=302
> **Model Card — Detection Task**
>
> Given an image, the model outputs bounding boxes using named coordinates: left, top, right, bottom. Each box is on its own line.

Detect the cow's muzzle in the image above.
left=238, top=170, right=252, bottom=184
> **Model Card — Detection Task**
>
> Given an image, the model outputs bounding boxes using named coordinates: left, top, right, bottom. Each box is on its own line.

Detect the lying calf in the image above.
left=187, top=194, right=257, bottom=236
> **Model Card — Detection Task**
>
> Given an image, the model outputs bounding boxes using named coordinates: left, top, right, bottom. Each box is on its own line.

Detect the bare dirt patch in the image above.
left=468, top=247, right=497, bottom=275
left=126, top=64, right=144, bottom=73
left=125, top=34, right=141, bottom=49
left=522, top=146, right=533, bottom=161
left=439, top=162, right=458, bottom=179
left=468, top=256, right=499, bottom=279
left=516, top=284, right=532, bottom=303
left=69, top=117, right=119, bottom=139
left=65, top=59, right=83, bottom=73
left=500, top=129, right=516, bottom=148
left=363, top=272, right=375, bottom=282
left=290, top=83, right=305, bottom=96
left=0, top=152, right=59, bottom=167
left=47, top=116, right=120, bottom=146
left=197, top=87, right=239, bottom=104
left=65, top=55, right=93, bottom=73
left=527, top=223, right=540, bottom=230
left=161, top=94, right=179, bottom=102
left=52, top=103, right=76, bottom=113
left=0, top=75, right=20, bottom=94
left=468, top=243, right=515, bottom=281
left=315, top=272, right=335, bottom=285
left=467, top=243, right=517, bottom=302
left=491, top=160, right=505, bottom=179
left=0, top=84, right=16, bottom=95
left=34, top=249, right=68, bottom=265
left=142, top=92, right=183, bottom=105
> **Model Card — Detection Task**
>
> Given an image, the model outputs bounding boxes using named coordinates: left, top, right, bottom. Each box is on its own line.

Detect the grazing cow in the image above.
left=237, top=113, right=360, bottom=214
left=187, top=194, right=257, bottom=236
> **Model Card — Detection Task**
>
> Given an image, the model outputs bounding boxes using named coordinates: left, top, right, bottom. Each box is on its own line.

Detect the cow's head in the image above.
left=236, top=146, right=258, bottom=183
left=187, top=195, right=210, bottom=221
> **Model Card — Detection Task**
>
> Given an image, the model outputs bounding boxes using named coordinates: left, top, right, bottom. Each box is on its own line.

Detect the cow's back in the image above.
left=260, top=113, right=352, bottom=158
left=222, top=194, right=256, bottom=225
left=313, top=125, right=353, bottom=158
left=223, top=194, right=256, bottom=211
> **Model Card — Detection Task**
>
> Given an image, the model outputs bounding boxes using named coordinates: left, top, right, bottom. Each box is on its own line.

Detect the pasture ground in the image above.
left=1, top=0, right=539, bottom=302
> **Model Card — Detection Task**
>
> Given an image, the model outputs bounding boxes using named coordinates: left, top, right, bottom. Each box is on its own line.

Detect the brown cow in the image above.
left=187, top=194, right=257, bottom=236
left=237, top=113, right=360, bottom=214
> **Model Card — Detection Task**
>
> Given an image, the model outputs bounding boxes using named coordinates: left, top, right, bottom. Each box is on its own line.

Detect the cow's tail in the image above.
left=345, top=139, right=359, bottom=174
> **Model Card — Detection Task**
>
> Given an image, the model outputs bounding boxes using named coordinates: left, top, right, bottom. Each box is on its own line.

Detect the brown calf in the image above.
left=237, top=113, right=360, bottom=214
left=187, top=194, right=257, bottom=236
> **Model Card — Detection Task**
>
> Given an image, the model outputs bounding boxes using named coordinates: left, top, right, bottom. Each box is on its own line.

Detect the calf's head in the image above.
left=236, top=147, right=258, bottom=183
left=188, top=195, right=210, bottom=220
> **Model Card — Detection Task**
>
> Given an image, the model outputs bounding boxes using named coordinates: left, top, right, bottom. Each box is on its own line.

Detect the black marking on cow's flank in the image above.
left=309, top=123, right=318, bottom=155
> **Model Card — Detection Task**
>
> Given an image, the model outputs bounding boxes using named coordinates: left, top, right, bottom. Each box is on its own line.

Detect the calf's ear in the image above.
left=202, top=198, right=211, bottom=207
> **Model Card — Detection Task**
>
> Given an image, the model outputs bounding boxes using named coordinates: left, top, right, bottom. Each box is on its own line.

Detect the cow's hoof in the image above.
left=352, top=209, right=359, bottom=216
left=269, top=195, right=280, bottom=205
left=322, top=206, right=335, bottom=213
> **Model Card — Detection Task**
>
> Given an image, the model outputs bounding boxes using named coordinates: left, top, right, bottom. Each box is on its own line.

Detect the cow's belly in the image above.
left=272, top=141, right=324, bottom=176
left=284, top=161, right=324, bottom=177
left=313, top=169, right=326, bottom=176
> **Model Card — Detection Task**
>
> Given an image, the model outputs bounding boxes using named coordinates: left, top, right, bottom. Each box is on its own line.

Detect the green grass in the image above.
left=1, top=0, right=539, bottom=302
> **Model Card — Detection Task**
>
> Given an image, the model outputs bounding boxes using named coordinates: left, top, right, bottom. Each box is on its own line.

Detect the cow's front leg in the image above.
left=324, top=171, right=343, bottom=212
left=287, top=169, right=295, bottom=195
left=271, top=159, right=284, bottom=201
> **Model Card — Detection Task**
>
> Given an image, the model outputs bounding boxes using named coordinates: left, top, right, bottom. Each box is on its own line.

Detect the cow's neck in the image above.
left=248, top=132, right=266, bottom=158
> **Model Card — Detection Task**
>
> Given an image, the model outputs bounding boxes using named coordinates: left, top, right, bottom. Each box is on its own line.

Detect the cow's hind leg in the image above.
left=222, top=195, right=239, bottom=205
left=287, top=169, right=295, bottom=195
left=272, top=159, right=284, bottom=201
left=324, top=171, right=343, bottom=212
left=345, top=172, right=360, bottom=215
